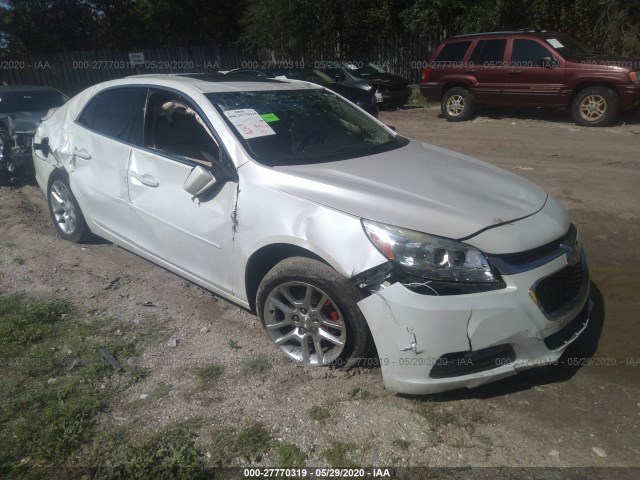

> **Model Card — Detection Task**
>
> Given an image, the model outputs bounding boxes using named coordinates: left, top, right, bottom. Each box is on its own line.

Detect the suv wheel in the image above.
left=256, top=257, right=369, bottom=369
left=571, top=86, right=619, bottom=127
left=441, top=87, right=474, bottom=121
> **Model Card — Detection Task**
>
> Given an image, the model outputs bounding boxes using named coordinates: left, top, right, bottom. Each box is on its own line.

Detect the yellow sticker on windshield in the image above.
left=261, top=113, right=280, bottom=122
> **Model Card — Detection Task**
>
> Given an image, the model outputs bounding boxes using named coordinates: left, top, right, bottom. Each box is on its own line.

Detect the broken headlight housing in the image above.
left=362, top=219, right=500, bottom=284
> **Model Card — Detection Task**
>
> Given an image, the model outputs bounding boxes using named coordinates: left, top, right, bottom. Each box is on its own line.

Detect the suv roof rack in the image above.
left=452, top=29, right=552, bottom=38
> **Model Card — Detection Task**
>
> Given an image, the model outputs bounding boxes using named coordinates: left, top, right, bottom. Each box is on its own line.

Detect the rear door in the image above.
left=467, top=38, right=507, bottom=103
left=70, top=86, right=147, bottom=241
left=504, top=38, right=566, bottom=105
left=127, top=88, right=237, bottom=295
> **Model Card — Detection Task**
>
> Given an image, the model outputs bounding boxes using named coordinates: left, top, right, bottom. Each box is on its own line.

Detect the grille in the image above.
left=534, top=261, right=585, bottom=316
left=489, top=224, right=577, bottom=275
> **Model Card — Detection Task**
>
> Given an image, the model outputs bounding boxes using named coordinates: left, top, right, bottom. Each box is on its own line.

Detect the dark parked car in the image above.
left=419, top=30, right=640, bottom=126
left=226, top=68, right=378, bottom=116
left=315, top=61, right=412, bottom=109
left=0, top=85, right=68, bottom=182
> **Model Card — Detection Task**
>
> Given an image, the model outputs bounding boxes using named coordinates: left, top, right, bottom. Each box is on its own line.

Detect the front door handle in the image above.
left=509, top=69, right=523, bottom=74
left=73, top=148, right=92, bottom=160
left=465, top=69, right=476, bottom=74
left=131, top=171, right=159, bottom=188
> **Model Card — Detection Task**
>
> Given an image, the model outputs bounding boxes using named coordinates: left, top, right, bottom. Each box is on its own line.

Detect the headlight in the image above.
left=362, top=219, right=499, bottom=283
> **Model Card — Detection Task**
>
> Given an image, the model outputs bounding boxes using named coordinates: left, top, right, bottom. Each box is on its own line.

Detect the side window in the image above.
left=144, top=91, right=219, bottom=167
left=511, top=40, right=554, bottom=67
left=470, top=39, right=507, bottom=65
left=79, top=87, right=147, bottom=142
left=434, top=41, right=472, bottom=63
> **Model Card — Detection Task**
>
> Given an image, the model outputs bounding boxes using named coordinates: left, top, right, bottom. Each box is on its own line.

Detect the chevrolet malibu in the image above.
left=32, top=74, right=590, bottom=394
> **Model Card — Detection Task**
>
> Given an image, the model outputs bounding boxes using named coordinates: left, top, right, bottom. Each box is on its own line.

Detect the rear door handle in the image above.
left=465, top=69, right=476, bottom=74
left=509, top=69, right=523, bottom=74
left=130, top=171, right=159, bottom=188
left=73, top=148, right=91, bottom=160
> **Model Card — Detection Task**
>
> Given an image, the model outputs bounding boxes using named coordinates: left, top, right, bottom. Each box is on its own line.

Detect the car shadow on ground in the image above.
left=436, top=107, right=640, bottom=126
left=405, top=282, right=605, bottom=402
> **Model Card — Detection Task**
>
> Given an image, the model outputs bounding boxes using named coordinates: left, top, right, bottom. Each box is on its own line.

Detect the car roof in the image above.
left=124, top=73, right=321, bottom=93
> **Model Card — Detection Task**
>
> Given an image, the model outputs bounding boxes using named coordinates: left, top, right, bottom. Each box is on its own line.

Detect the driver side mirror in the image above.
left=333, top=72, right=346, bottom=82
left=33, top=137, right=50, bottom=157
left=183, top=165, right=217, bottom=197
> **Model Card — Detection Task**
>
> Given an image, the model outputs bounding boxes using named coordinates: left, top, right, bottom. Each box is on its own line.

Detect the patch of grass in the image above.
left=392, top=438, right=411, bottom=451
left=195, top=364, right=224, bottom=386
left=308, top=405, right=331, bottom=423
left=228, top=339, right=241, bottom=350
left=323, top=441, right=358, bottom=468
left=210, top=424, right=271, bottom=465
left=406, top=90, right=429, bottom=107
left=89, top=424, right=208, bottom=480
left=0, top=293, right=151, bottom=474
left=12, top=257, right=25, bottom=265
left=277, top=443, right=306, bottom=468
left=348, top=387, right=371, bottom=400
left=130, top=366, right=150, bottom=382
left=151, top=382, right=172, bottom=399
left=242, top=355, right=271, bottom=375
left=0, top=295, right=102, bottom=473
left=417, top=404, right=457, bottom=429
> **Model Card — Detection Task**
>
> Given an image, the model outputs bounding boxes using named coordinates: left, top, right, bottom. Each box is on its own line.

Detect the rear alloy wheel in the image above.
left=47, top=172, right=91, bottom=243
left=256, top=257, right=369, bottom=368
left=571, top=86, right=619, bottom=127
left=441, top=87, right=474, bottom=121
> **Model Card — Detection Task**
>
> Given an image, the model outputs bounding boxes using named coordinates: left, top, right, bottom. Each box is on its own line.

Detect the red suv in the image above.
left=419, top=30, right=640, bottom=126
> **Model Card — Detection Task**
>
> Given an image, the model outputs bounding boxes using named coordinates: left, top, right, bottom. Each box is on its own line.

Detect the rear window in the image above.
left=434, top=41, right=472, bottom=63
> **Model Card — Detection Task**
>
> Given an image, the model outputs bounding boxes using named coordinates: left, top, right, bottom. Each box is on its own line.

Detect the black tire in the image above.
left=256, top=257, right=369, bottom=369
left=47, top=170, right=91, bottom=243
left=571, top=86, right=619, bottom=127
left=441, top=87, right=474, bottom=121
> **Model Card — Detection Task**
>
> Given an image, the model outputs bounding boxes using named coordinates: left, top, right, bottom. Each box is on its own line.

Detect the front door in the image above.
left=504, top=38, right=566, bottom=105
left=127, top=89, right=237, bottom=295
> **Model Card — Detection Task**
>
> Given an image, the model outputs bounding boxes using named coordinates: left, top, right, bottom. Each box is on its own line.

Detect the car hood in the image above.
left=355, top=72, right=408, bottom=88
left=327, top=82, right=373, bottom=101
left=0, top=111, right=46, bottom=134
left=567, top=55, right=640, bottom=66
left=273, top=140, right=548, bottom=240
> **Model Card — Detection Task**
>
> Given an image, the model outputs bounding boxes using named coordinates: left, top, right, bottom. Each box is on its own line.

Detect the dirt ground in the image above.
left=1, top=104, right=639, bottom=470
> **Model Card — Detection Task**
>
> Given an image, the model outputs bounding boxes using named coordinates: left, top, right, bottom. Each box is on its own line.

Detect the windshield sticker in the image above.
left=223, top=109, right=276, bottom=139
left=546, top=39, right=564, bottom=48
left=260, top=113, right=280, bottom=122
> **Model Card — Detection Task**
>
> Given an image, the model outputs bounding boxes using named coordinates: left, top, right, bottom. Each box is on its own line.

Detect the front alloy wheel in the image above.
left=571, top=86, right=619, bottom=127
left=264, top=282, right=346, bottom=365
left=256, top=257, right=370, bottom=369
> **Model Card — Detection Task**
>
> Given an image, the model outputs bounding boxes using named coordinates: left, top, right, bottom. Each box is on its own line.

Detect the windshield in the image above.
left=206, top=89, right=404, bottom=166
left=545, top=35, right=597, bottom=59
left=344, top=63, right=386, bottom=78
left=0, top=90, right=67, bottom=114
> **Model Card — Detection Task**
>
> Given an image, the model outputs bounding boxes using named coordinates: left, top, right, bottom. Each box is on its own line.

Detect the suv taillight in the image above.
left=421, top=67, right=431, bottom=83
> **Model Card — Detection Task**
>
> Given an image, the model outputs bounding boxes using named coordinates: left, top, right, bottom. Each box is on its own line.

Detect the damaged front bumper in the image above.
left=357, top=250, right=590, bottom=395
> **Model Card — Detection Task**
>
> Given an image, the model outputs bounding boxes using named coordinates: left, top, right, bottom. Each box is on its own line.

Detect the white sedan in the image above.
left=33, top=74, right=590, bottom=394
